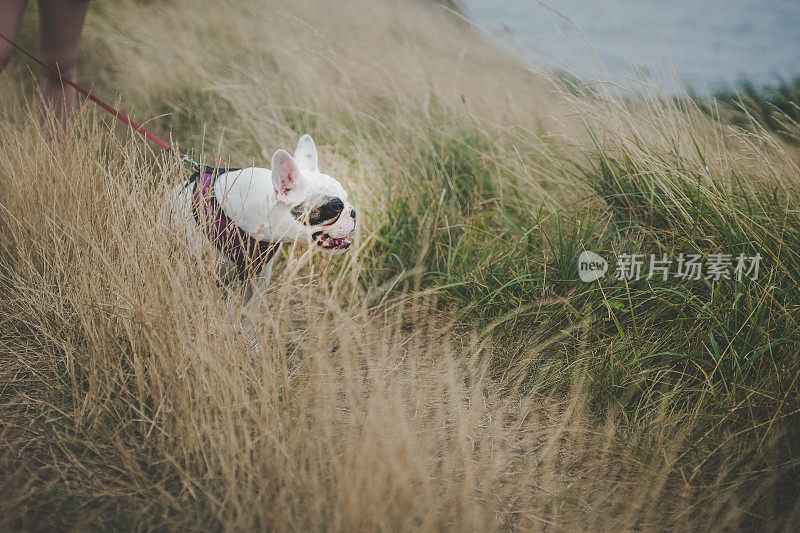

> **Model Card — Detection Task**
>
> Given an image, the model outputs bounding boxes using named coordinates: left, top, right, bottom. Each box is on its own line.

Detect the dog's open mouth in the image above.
left=313, top=231, right=351, bottom=251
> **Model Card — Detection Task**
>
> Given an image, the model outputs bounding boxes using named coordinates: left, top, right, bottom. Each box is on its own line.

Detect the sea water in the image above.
left=460, top=0, right=800, bottom=95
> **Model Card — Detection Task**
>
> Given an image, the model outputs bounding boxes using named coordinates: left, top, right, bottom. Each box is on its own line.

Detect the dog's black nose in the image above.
left=350, top=208, right=357, bottom=220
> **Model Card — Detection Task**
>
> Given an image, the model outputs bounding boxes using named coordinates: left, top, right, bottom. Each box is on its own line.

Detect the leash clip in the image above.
left=180, top=153, right=201, bottom=171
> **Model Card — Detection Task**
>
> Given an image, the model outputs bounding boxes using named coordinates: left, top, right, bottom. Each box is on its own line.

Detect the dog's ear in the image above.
left=271, top=149, right=306, bottom=204
left=294, top=134, right=319, bottom=174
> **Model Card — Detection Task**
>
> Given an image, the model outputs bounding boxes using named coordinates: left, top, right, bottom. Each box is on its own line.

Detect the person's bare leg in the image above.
left=38, top=0, right=89, bottom=120
left=0, top=0, right=29, bottom=72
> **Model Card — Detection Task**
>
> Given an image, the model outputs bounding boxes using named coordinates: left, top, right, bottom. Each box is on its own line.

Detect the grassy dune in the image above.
left=1, top=0, right=799, bottom=529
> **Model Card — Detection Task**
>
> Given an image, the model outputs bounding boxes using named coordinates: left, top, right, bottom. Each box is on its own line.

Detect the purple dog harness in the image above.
left=190, top=167, right=281, bottom=279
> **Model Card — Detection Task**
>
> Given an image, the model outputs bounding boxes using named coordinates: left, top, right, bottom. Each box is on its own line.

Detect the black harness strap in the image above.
left=190, top=166, right=281, bottom=279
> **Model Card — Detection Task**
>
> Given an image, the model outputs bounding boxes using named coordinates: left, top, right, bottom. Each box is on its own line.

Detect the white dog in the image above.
left=167, top=134, right=356, bottom=302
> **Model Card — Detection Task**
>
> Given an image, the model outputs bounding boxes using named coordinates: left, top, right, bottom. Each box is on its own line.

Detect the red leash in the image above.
left=0, top=30, right=194, bottom=164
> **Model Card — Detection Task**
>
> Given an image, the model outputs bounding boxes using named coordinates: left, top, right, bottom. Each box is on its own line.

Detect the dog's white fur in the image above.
left=167, top=134, right=356, bottom=300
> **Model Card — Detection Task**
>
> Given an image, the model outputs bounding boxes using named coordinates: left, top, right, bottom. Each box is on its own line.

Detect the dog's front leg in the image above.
left=241, top=258, right=277, bottom=357
left=244, top=257, right=275, bottom=308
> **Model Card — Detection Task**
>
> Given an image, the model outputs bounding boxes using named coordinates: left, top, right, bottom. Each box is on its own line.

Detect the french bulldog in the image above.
left=167, top=134, right=356, bottom=302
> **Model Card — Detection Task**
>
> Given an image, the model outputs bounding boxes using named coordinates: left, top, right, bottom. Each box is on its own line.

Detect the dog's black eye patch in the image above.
left=291, top=195, right=344, bottom=226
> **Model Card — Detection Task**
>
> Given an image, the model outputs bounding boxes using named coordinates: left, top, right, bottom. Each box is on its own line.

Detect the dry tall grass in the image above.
left=1, top=0, right=798, bottom=530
